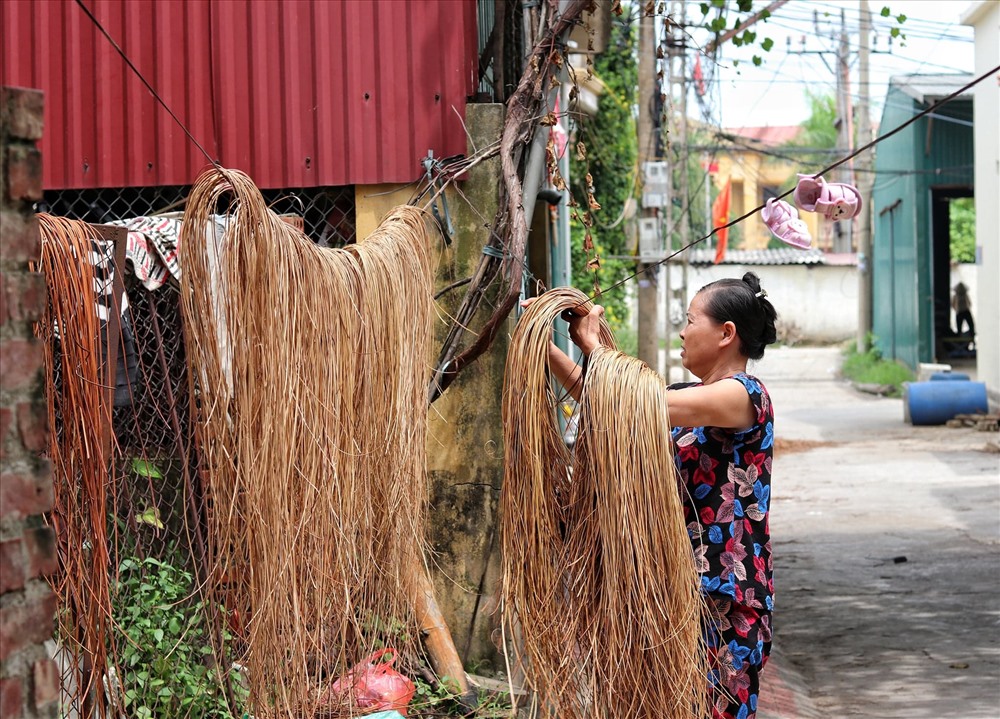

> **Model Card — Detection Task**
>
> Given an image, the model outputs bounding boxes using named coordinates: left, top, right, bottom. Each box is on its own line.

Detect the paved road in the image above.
left=746, top=347, right=1000, bottom=719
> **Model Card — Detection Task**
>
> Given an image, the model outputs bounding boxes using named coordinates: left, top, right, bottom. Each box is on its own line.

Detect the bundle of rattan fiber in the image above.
left=501, top=288, right=709, bottom=719
left=178, top=167, right=435, bottom=718
left=34, top=214, right=119, bottom=717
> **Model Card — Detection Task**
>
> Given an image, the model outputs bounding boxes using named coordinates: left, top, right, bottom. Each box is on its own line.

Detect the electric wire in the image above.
left=75, top=0, right=995, bottom=322
left=74, top=0, right=218, bottom=169
left=583, top=62, right=999, bottom=307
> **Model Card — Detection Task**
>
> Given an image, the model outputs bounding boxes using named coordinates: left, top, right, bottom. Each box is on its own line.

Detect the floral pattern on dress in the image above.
left=670, top=373, right=775, bottom=718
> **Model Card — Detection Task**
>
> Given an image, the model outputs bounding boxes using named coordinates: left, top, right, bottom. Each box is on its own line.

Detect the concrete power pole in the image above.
left=856, top=0, right=874, bottom=351
left=637, top=9, right=658, bottom=368
left=666, top=0, right=690, bottom=384
left=835, top=8, right=854, bottom=254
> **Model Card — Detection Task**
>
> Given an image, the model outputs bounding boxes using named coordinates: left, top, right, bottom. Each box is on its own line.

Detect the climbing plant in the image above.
left=569, top=13, right=638, bottom=333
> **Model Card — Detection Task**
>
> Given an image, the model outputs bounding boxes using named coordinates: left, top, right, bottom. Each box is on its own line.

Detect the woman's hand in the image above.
left=567, top=305, right=605, bottom=357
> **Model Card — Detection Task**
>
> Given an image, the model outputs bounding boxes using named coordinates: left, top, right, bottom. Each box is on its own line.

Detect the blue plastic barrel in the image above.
left=905, top=381, right=988, bottom=425
left=930, top=372, right=971, bottom=381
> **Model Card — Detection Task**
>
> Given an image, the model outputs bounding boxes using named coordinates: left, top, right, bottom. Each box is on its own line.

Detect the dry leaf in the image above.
left=540, top=112, right=558, bottom=127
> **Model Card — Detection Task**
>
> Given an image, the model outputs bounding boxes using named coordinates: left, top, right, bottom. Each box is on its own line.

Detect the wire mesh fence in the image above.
left=42, top=224, right=246, bottom=719
left=35, top=183, right=363, bottom=717
left=41, top=184, right=357, bottom=246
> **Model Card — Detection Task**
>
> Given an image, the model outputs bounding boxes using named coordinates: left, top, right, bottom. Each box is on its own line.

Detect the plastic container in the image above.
left=904, top=381, right=988, bottom=425
left=929, top=372, right=971, bottom=381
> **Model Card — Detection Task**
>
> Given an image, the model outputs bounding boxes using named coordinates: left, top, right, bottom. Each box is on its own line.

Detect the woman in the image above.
left=546, top=272, right=777, bottom=719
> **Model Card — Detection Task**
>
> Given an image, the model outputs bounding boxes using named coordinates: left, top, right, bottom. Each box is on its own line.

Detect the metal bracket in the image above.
left=422, top=150, right=455, bottom=245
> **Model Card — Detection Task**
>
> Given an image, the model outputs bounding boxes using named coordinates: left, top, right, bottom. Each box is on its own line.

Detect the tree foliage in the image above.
left=949, top=197, right=975, bottom=263
left=697, top=2, right=905, bottom=66
left=569, top=15, right=638, bottom=332
left=780, top=91, right=838, bottom=169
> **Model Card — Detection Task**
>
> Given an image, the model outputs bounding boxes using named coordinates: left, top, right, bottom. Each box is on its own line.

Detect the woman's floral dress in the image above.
left=670, top=373, right=774, bottom=719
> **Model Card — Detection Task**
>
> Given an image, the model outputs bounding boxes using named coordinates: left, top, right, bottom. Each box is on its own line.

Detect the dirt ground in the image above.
left=752, top=347, right=1000, bottom=718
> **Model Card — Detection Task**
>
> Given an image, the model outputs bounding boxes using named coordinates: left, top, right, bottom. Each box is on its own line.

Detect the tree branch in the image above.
left=428, top=0, right=590, bottom=403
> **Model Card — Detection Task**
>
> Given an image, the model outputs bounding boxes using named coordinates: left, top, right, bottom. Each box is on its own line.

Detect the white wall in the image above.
left=962, top=1, right=1000, bottom=406
left=650, top=262, right=979, bottom=348
left=669, top=263, right=860, bottom=344
left=950, top=263, right=979, bottom=332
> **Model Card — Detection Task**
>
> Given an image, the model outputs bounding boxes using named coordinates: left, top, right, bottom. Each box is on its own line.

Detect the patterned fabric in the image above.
left=669, top=373, right=774, bottom=717
left=705, top=599, right=770, bottom=719
left=109, top=216, right=182, bottom=290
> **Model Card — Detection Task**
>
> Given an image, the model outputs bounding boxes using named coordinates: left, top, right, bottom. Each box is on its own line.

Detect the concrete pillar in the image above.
left=423, top=103, right=507, bottom=670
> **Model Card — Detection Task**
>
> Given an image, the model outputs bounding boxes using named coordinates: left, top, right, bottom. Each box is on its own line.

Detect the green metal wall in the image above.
left=871, top=83, right=973, bottom=369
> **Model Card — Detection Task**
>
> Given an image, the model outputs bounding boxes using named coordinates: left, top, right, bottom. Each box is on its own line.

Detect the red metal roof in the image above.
left=1, top=0, right=478, bottom=190
left=725, top=125, right=803, bottom=147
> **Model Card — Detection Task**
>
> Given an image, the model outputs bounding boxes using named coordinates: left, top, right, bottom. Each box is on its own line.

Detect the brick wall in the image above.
left=1, top=86, right=60, bottom=719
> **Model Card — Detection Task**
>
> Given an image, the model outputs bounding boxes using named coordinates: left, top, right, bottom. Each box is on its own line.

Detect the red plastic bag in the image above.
left=324, top=648, right=416, bottom=716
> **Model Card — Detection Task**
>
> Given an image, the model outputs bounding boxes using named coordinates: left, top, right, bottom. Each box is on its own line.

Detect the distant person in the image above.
left=952, top=283, right=975, bottom=337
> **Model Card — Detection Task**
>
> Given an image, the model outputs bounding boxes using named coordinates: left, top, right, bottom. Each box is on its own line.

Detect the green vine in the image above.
left=110, top=555, right=244, bottom=719
left=569, top=13, right=639, bottom=334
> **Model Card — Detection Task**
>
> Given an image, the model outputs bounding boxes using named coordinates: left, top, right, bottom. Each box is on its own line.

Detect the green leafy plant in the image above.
left=840, top=339, right=914, bottom=396
left=569, top=12, right=638, bottom=335
left=111, top=556, right=243, bottom=719
left=409, top=675, right=512, bottom=718
left=949, top=197, right=975, bottom=263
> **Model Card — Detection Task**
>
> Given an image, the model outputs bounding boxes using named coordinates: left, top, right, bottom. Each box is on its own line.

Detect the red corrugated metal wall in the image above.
left=1, top=0, right=478, bottom=189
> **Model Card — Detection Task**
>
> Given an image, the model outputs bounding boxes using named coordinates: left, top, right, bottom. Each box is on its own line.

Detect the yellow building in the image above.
left=713, top=126, right=834, bottom=251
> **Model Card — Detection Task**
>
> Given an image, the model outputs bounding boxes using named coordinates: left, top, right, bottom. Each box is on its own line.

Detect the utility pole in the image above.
left=856, top=0, right=874, bottom=351
left=636, top=8, right=658, bottom=369
left=666, top=0, right=690, bottom=384
left=835, top=8, right=854, bottom=253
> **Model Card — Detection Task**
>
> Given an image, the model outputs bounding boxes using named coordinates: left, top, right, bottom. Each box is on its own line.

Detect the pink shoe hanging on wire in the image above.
left=762, top=198, right=812, bottom=249
left=794, top=174, right=863, bottom=221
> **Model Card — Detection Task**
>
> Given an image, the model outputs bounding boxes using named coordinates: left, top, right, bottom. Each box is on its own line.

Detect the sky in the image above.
left=691, top=0, right=978, bottom=130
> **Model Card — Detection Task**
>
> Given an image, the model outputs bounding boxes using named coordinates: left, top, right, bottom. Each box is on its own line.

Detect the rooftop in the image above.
left=722, top=125, right=803, bottom=147
left=891, top=73, right=975, bottom=103
left=685, top=248, right=857, bottom=266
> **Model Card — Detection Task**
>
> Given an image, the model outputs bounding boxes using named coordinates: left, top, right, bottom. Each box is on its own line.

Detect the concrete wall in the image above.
left=950, top=262, right=978, bottom=333
left=671, top=263, right=860, bottom=344
left=962, top=1, right=1000, bottom=406
left=0, top=87, right=60, bottom=719
left=355, top=104, right=507, bottom=670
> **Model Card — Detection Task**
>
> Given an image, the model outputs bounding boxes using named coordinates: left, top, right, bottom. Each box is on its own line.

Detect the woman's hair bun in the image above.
left=698, top=271, right=778, bottom=360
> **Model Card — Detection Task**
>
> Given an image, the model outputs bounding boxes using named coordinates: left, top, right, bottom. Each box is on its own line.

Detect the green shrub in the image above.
left=840, top=341, right=914, bottom=396
left=111, top=556, right=243, bottom=719
left=409, top=675, right=511, bottom=718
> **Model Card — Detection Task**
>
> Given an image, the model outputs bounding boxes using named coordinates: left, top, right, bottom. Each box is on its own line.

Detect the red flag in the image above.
left=712, top=178, right=732, bottom=265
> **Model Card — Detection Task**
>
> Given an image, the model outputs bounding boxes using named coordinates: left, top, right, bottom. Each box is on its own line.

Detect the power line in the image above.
left=74, top=0, right=218, bottom=169
left=583, top=62, right=999, bottom=307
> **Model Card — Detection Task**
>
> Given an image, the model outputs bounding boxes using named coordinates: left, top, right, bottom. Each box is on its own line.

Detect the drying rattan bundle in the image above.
left=34, top=214, right=118, bottom=716
left=501, top=288, right=709, bottom=719
left=178, top=167, right=434, bottom=718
